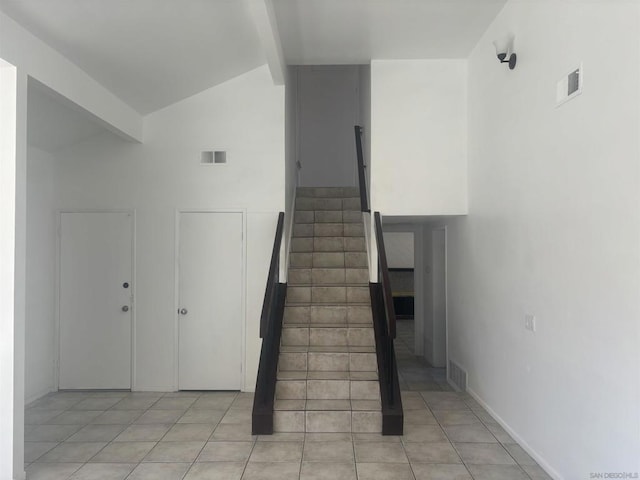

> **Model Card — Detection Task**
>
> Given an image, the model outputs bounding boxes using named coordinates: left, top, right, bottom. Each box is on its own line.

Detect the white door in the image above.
left=178, top=212, right=243, bottom=390
left=59, top=212, right=133, bottom=389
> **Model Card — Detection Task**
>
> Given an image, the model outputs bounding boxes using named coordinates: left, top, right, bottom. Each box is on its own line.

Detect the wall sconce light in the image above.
left=493, top=34, right=517, bottom=70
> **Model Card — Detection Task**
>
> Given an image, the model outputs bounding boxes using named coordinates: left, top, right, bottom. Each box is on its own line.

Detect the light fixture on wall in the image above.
left=493, top=34, right=517, bottom=70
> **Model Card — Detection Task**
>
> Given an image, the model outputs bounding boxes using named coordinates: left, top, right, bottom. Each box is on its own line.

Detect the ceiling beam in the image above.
left=247, top=0, right=286, bottom=85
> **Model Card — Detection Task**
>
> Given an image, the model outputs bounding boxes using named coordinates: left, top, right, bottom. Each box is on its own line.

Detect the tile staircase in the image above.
left=273, top=187, right=382, bottom=433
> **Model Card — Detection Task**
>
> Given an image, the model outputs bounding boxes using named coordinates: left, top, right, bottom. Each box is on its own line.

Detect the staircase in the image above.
left=272, top=187, right=382, bottom=433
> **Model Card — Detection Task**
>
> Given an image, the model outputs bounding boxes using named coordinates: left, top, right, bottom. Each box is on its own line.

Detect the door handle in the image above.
left=179, top=308, right=188, bottom=315
left=122, top=305, right=129, bottom=312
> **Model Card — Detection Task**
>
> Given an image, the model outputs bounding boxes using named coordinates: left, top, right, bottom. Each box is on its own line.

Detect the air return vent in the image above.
left=448, top=360, right=468, bottom=392
left=201, top=151, right=227, bottom=165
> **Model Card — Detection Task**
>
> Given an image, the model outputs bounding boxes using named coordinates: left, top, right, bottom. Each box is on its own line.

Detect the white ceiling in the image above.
left=0, top=0, right=266, bottom=114
left=27, top=81, right=112, bottom=153
left=272, top=0, right=508, bottom=64
left=2, top=0, right=507, bottom=116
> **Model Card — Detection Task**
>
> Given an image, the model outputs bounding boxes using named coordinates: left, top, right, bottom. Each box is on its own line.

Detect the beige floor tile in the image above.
left=466, top=464, right=530, bottom=480
left=184, top=462, right=245, bottom=480
left=190, top=394, right=236, bottom=410
left=151, top=397, right=197, bottom=410
left=258, top=433, right=305, bottom=442
left=300, top=462, right=356, bottom=480
left=38, top=442, right=106, bottom=463
left=143, top=441, right=205, bottom=462
left=454, top=443, right=516, bottom=465
left=220, top=409, right=252, bottom=425
left=432, top=410, right=481, bottom=426
left=68, top=462, right=136, bottom=480
left=90, top=442, right=156, bottom=463
left=352, top=433, right=400, bottom=443
left=503, top=443, right=536, bottom=465
left=45, top=411, right=104, bottom=425
left=249, top=441, right=303, bottom=463
left=484, top=423, right=515, bottom=444
left=403, top=442, right=461, bottom=464
left=25, top=462, right=83, bottom=480
left=402, top=424, right=448, bottom=443
left=522, top=464, right=553, bottom=479
left=26, top=409, right=65, bottom=425
left=197, top=441, right=254, bottom=462
left=24, top=442, right=59, bottom=463
left=355, top=463, right=415, bottom=480
left=91, top=410, right=143, bottom=425
left=302, top=440, right=354, bottom=462
left=71, top=398, right=121, bottom=411
left=411, top=463, right=472, bottom=480
left=210, top=423, right=255, bottom=442
left=126, top=462, right=191, bottom=480
left=134, top=409, right=184, bottom=424
left=66, top=424, right=126, bottom=442
left=305, top=433, right=352, bottom=442
left=403, top=410, right=437, bottom=425
left=113, top=424, right=171, bottom=442
left=162, top=423, right=215, bottom=441
left=354, top=442, right=408, bottom=463
left=443, top=424, right=497, bottom=443
left=241, top=462, right=301, bottom=480
left=111, top=397, right=159, bottom=410
left=178, top=409, right=225, bottom=424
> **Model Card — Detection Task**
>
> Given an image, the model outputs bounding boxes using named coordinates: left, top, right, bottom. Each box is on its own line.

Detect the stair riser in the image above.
left=275, top=379, right=380, bottom=400
left=273, top=410, right=381, bottom=433
left=290, top=237, right=367, bottom=253
left=286, top=286, right=370, bottom=305
left=294, top=210, right=362, bottom=224
left=288, top=268, right=368, bottom=286
left=278, top=352, right=377, bottom=372
left=283, top=305, right=374, bottom=325
left=296, top=187, right=359, bottom=198
left=281, top=327, right=375, bottom=348
left=296, top=198, right=361, bottom=211
left=289, top=253, right=368, bottom=269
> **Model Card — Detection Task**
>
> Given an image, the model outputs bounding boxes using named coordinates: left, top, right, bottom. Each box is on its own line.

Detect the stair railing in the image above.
left=252, top=212, right=287, bottom=435
left=354, top=124, right=403, bottom=434
left=354, top=125, right=370, bottom=213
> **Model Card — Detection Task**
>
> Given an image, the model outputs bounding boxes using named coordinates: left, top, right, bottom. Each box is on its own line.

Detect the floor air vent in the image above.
left=448, top=360, right=468, bottom=392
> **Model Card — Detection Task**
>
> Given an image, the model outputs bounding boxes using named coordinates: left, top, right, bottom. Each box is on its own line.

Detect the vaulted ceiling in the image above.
left=3, top=0, right=508, bottom=152
left=1, top=0, right=507, bottom=115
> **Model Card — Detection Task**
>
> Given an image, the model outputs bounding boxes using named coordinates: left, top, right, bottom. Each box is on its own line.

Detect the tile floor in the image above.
left=24, top=389, right=552, bottom=480
left=396, top=319, right=451, bottom=392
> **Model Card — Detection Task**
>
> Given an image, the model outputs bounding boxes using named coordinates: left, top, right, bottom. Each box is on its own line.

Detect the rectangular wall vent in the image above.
left=448, top=360, right=468, bottom=392
left=201, top=151, right=227, bottom=165
left=556, top=63, right=583, bottom=106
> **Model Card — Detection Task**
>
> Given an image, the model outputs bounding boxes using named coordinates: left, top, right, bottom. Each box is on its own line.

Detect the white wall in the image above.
left=25, top=146, right=56, bottom=402
left=371, top=59, right=467, bottom=216
left=42, top=65, right=284, bottom=392
left=383, top=232, right=414, bottom=269
left=282, top=66, right=299, bottom=277
left=297, top=66, right=360, bottom=187
left=0, top=57, right=26, bottom=480
left=447, top=1, right=640, bottom=477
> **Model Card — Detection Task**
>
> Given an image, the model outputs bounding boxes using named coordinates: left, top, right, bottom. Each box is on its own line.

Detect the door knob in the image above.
left=122, top=305, right=129, bottom=312
left=179, top=308, right=188, bottom=315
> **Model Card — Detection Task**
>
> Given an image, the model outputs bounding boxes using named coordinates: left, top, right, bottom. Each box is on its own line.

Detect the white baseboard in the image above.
left=131, top=386, right=175, bottom=392
left=466, top=386, right=563, bottom=480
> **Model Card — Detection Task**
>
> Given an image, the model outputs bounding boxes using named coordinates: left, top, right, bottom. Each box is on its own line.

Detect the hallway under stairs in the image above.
left=274, top=187, right=382, bottom=433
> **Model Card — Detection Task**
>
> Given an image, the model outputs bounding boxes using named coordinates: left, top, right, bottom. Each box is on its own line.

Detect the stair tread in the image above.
left=280, top=345, right=376, bottom=353
left=277, top=371, right=378, bottom=381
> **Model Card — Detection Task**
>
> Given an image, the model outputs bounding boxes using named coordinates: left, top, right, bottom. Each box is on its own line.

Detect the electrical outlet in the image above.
left=525, top=314, right=536, bottom=332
